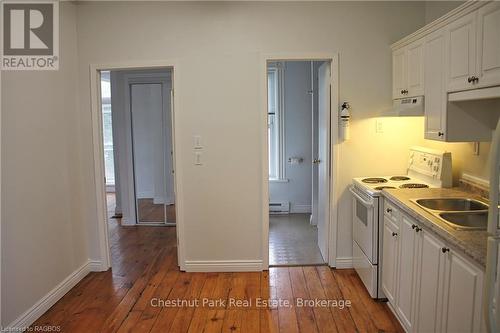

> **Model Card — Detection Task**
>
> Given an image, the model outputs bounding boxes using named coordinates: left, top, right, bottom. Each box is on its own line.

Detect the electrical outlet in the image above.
left=376, top=119, right=384, bottom=133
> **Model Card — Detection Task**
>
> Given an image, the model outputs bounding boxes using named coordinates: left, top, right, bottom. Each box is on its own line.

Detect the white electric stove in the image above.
left=350, top=147, right=452, bottom=299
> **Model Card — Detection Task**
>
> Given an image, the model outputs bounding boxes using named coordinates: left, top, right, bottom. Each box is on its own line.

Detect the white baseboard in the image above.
left=335, top=257, right=353, bottom=269
left=88, top=260, right=106, bottom=272
left=184, top=260, right=263, bottom=272
left=7, top=260, right=92, bottom=330
left=290, top=204, right=312, bottom=214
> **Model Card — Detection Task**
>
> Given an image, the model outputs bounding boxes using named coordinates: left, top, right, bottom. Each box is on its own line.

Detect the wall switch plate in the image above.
left=194, top=135, right=203, bottom=149
left=195, top=151, right=202, bottom=165
left=376, top=119, right=384, bottom=133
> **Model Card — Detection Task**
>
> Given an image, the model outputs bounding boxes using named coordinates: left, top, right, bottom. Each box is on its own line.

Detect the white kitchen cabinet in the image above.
left=424, top=29, right=447, bottom=141
left=382, top=198, right=485, bottom=333
left=392, top=48, right=407, bottom=99
left=446, top=11, right=477, bottom=92
left=381, top=218, right=399, bottom=306
left=406, top=40, right=425, bottom=97
left=392, top=40, right=424, bottom=99
left=413, top=229, right=446, bottom=333
left=477, top=1, right=500, bottom=88
left=441, top=249, right=485, bottom=333
left=394, top=216, right=418, bottom=331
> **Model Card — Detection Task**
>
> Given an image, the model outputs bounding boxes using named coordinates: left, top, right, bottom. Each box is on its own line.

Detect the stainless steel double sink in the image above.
left=410, top=198, right=489, bottom=230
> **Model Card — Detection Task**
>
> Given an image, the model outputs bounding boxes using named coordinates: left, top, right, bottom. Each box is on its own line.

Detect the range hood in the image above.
left=449, top=86, right=500, bottom=102
left=392, top=96, right=424, bottom=116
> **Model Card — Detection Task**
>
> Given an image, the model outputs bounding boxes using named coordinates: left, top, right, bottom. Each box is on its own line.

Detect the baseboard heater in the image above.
left=269, top=201, right=290, bottom=214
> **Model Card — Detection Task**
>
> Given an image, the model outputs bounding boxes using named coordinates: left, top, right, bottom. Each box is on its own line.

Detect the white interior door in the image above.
left=317, top=61, right=331, bottom=261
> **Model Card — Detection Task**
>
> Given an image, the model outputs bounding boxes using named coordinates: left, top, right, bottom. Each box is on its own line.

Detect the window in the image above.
left=268, top=63, right=284, bottom=180
left=101, top=72, right=115, bottom=186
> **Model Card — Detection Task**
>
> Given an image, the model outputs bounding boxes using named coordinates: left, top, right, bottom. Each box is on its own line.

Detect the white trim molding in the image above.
left=184, top=260, right=263, bottom=272
left=6, top=260, right=92, bottom=330
left=334, top=257, right=353, bottom=269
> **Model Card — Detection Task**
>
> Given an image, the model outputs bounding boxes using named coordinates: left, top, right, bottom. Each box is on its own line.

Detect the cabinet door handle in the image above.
left=467, top=76, right=473, bottom=83
left=386, top=208, right=392, bottom=213
left=401, top=89, right=405, bottom=95
left=441, top=247, right=450, bottom=253
left=438, top=132, right=444, bottom=137
left=412, top=224, right=422, bottom=232
left=392, top=232, right=398, bottom=237
left=473, top=76, right=479, bottom=83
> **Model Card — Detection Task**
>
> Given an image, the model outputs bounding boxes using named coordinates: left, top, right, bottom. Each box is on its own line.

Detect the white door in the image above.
left=414, top=229, right=445, bottom=333
left=407, top=40, right=425, bottom=97
left=424, top=29, right=447, bottom=141
left=381, top=219, right=399, bottom=306
left=395, top=216, right=418, bottom=332
left=392, top=48, right=407, bottom=99
left=317, top=61, right=331, bottom=261
left=446, top=12, right=477, bottom=92
left=477, top=1, right=500, bottom=88
left=441, top=250, right=484, bottom=333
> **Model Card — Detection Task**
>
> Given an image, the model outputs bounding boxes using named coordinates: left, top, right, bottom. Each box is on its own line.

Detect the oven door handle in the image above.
left=349, top=186, right=373, bottom=208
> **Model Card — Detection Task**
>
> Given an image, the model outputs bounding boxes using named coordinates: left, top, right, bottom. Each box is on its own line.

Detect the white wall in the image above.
left=269, top=61, right=313, bottom=213
left=424, top=1, right=464, bottom=24
left=1, top=3, right=87, bottom=326
left=74, top=1, right=427, bottom=265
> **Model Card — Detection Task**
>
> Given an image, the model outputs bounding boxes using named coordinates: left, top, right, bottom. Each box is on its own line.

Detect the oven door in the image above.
left=350, top=185, right=377, bottom=264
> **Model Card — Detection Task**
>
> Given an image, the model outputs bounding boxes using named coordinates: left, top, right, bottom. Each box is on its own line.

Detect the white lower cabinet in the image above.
left=441, top=250, right=484, bottom=333
left=395, top=216, right=418, bottom=331
left=413, top=229, right=445, bottom=333
left=382, top=199, right=485, bottom=333
left=382, top=218, right=399, bottom=306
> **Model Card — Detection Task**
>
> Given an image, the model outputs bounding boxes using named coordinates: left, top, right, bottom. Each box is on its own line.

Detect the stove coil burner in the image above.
left=399, top=183, right=429, bottom=189
left=390, top=176, right=411, bottom=181
left=362, top=177, right=388, bottom=184
left=375, top=186, right=396, bottom=190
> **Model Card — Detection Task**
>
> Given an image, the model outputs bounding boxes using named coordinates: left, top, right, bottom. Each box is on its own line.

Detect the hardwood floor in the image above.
left=31, top=202, right=403, bottom=333
left=137, top=198, right=176, bottom=223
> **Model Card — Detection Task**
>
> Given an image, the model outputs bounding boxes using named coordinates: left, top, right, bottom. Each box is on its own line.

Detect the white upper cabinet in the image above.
left=392, top=48, right=407, bottom=99
left=446, top=11, right=477, bottom=92
left=477, top=1, right=500, bottom=88
left=424, top=29, right=447, bottom=141
left=392, top=40, right=424, bottom=99
left=407, top=40, right=425, bottom=97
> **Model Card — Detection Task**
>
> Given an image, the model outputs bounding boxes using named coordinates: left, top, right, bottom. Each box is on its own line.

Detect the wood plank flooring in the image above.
left=31, top=198, right=403, bottom=333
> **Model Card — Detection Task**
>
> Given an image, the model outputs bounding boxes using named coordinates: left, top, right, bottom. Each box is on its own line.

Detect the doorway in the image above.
left=267, top=60, right=334, bottom=266
left=91, top=63, right=182, bottom=271
left=100, top=69, right=175, bottom=227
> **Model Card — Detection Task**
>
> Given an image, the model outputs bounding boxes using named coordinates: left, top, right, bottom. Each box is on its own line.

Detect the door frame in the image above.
left=261, top=53, right=340, bottom=269
left=89, top=60, right=185, bottom=271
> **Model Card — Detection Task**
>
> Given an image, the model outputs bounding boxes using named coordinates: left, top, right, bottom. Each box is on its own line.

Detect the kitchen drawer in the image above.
left=384, top=200, right=400, bottom=223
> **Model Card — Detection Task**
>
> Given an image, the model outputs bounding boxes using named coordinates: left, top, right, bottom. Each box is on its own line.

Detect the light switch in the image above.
left=195, top=151, right=203, bottom=165
left=194, top=135, right=203, bottom=149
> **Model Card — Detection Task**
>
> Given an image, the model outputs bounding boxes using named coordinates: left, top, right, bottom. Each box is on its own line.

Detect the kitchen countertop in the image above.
left=382, top=187, right=488, bottom=269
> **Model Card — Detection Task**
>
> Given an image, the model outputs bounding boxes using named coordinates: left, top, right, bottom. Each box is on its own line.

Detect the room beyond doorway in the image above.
left=100, top=68, right=176, bottom=226
left=267, top=60, right=332, bottom=267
